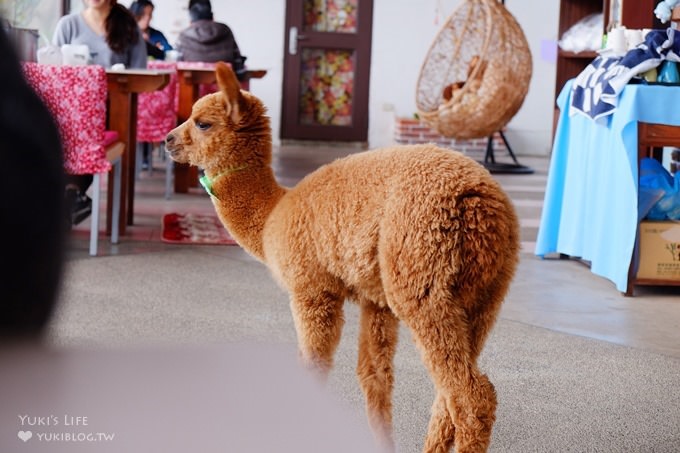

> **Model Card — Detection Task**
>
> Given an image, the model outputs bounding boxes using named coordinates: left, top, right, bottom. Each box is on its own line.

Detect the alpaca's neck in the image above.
left=207, top=163, right=286, bottom=261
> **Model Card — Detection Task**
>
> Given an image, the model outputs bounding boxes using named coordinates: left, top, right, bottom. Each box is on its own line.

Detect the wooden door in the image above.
left=281, top=0, right=373, bottom=142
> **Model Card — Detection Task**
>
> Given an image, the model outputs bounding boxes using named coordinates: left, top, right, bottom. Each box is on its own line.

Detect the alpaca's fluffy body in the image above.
left=265, top=146, right=514, bottom=314
left=166, top=63, right=520, bottom=453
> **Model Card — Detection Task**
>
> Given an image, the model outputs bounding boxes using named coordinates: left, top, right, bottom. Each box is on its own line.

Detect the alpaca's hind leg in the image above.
left=448, top=371, right=497, bottom=453
left=420, top=301, right=503, bottom=453
left=422, top=391, right=455, bottom=453
left=289, top=290, right=345, bottom=379
left=405, top=306, right=496, bottom=453
left=357, top=303, right=399, bottom=450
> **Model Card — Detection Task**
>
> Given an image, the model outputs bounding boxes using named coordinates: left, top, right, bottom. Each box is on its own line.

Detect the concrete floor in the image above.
left=66, top=143, right=680, bottom=359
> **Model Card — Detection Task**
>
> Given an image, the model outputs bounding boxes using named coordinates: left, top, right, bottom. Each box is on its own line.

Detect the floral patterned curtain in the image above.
left=299, top=49, right=354, bottom=126
left=303, top=0, right=358, bottom=33
left=299, top=0, right=359, bottom=126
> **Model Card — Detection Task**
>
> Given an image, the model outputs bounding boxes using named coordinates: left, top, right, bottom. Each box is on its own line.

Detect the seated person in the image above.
left=53, top=0, right=147, bottom=226
left=129, top=0, right=173, bottom=60
left=175, top=0, right=247, bottom=80
left=129, top=0, right=174, bottom=168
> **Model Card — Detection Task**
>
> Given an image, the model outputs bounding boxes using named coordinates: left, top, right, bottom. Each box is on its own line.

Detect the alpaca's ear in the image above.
left=215, top=61, right=241, bottom=123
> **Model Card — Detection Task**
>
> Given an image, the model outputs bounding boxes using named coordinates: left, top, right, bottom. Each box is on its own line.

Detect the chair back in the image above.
left=137, top=60, right=179, bottom=142
left=175, top=61, right=248, bottom=96
left=177, top=61, right=219, bottom=98
left=22, top=62, right=112, bottom=175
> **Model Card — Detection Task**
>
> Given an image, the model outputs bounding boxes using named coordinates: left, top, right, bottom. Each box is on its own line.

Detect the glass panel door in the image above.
left=281, top=0, right=373, bottom=142
left=299, top=48, right=355, bottom=126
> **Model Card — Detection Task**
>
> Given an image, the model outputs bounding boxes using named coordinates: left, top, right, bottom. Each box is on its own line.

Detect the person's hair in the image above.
left=188, top=0, right=211, bottom=10
left=106, top=2, right=141, bottom=53
left=129, top=0, right=155, bottom=21
left=0, top=26, right=66, bottom=340
left=189, top=0, right=213, bottom=21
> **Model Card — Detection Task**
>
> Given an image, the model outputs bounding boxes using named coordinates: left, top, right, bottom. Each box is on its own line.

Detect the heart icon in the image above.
left=17, top=430, right=32, bottom=442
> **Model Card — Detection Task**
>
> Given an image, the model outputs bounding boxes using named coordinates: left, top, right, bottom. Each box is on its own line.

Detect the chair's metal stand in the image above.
left=480, top=0, right=532, bottom=174
left=481, top=130, right=534, bottom=174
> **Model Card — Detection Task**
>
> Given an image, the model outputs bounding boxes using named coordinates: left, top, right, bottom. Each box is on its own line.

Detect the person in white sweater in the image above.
left=53, top=0, right=147, bottom=227
left=53, top=0, right=147, bottom=69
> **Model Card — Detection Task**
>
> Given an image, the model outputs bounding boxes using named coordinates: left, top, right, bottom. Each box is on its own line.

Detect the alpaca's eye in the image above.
left=195, top=121, right=211, bottom=131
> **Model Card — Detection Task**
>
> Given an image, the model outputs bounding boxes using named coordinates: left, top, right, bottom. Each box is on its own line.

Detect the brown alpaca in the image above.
left=165, top=62, right=519, bottom=453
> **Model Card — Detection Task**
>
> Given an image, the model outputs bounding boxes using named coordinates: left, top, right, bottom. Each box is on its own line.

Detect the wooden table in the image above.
left=105, top=69, right=171, bottom=234
left=174, top=66, right=215, bottom=193
left=174, top=66, right=267, bottom=193
left=536, top=79, right=680, bottom=295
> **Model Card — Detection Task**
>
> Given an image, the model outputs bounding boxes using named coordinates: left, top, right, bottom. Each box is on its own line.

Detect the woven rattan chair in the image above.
left=416, top=0, right=532, bottom=140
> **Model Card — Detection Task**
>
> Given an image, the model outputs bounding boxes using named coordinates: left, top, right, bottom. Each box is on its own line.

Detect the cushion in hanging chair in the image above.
left=415, top=0, right=532, bottom=140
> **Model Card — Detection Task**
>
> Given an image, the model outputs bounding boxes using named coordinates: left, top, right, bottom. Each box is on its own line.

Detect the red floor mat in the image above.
left=161, top=213, right=237, bottom=245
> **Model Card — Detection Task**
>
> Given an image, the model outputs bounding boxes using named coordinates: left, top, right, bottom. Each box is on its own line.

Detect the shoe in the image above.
left=64, top=188, right=76, bottom=230
left=65, top=187, right=92, bottom=226
left=142, top=145, right=150, bottom=170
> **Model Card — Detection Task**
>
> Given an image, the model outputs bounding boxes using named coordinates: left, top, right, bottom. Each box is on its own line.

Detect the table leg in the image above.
left=107, top=89, right=133, bottom=235
left=126, top=95, right=139, bottom=226
left=175, top=72, right=203, bottom=193
left=174, top=163, right=191, bottom=193
left=106, top=90, right=139, bottom=231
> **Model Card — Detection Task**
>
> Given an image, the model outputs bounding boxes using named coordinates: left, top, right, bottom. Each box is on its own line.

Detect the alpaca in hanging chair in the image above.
left=416, top=0, right=532, bottom=140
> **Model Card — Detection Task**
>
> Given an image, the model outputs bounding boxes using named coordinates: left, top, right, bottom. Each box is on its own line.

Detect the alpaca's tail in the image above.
left=455, top=192, right=520, bottom=284
left=452, top=192, right=520, bottom=357
left=379, top=179, right=519, bottom=357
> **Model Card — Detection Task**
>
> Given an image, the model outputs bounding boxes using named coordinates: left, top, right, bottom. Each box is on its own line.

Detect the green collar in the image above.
left=199, top=164, right=249, bottom=198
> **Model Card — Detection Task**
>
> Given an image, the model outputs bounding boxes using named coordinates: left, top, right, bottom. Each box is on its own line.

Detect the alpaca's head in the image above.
left=165, top=62, right=271, bottom=175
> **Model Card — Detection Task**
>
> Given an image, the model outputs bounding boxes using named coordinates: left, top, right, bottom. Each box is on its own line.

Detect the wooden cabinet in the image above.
left=627, top=122, right=680, bottom=296
left=554, top=0, right=660, bottom=110
left=555, top=0, right=602, bottom=100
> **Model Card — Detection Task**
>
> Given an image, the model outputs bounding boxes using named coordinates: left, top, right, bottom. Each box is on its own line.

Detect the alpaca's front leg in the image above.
left=289, top=289, right=345, bottom=380
left=357, top=303, right=399, bottom=451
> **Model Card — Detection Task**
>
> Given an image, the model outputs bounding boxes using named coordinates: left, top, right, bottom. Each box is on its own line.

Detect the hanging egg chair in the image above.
left=416, top=0, right=532, bottom=140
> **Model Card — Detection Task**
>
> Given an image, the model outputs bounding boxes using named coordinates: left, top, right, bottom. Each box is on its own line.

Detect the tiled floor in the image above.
left=69, top=143, right=680, bottom=359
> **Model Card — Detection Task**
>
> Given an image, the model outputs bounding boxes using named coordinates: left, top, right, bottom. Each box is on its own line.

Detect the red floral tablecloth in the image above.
left=137, top=60, right=179, bottom=143
left=22, top=63, right=112, bottom=175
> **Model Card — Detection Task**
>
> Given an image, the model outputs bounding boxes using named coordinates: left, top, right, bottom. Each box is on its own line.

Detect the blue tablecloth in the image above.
left=535, top=79, right=680, bottom=292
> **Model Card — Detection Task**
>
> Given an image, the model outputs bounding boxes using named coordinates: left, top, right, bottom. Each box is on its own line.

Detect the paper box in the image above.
left=637, top=221, right=680, bottom=280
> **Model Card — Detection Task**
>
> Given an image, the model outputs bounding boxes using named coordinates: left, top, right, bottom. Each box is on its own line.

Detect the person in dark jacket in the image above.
left=175, top=0, right=247, bottom=80
left=129, top=0, right=173, bottom=60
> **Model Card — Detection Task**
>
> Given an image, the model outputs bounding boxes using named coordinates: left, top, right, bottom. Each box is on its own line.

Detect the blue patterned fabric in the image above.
left=570, top=29, right=680, bottom=122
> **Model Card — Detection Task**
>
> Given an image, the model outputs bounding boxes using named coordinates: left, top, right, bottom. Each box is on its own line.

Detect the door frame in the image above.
left=280, top=0, right=374, bottom=142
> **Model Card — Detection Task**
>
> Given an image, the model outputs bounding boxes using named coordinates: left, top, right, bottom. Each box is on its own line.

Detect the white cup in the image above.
left=607, top=27, right=627, bottom=55
left=165, top=50, right=180, bottom=62
left=625, top=29, right=644, bottom=50
left=37, top=45, right=62, bottom=65
left=61, top=44, right=89, bottom=66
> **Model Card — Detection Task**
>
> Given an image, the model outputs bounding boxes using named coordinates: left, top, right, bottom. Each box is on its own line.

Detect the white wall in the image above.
left=127, top=0, right=286, bottom=144
left=129, top=0, right=560, bottom=155
left=508, top=0, right=561, bottom=155
left=368, top=0, right=461, bottom=149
